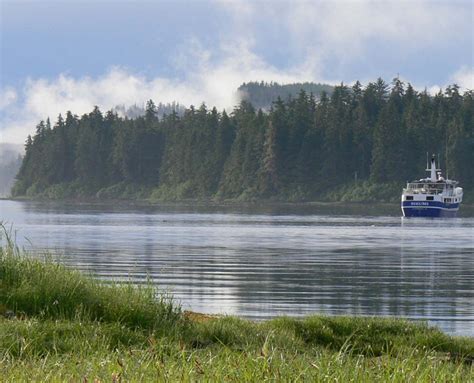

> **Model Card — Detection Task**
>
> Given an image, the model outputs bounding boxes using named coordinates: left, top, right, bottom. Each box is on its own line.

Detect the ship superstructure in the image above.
left=401, top=155, right=463, bottom=217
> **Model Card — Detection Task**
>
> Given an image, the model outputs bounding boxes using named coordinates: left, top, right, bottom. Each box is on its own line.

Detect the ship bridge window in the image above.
left=426, top=196, right=434, bottom=201
left=405, top=196, right=413, bottom=201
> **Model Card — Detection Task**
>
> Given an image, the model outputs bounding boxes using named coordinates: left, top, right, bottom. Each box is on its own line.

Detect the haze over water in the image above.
left=1, top=200, right=473, bottom=336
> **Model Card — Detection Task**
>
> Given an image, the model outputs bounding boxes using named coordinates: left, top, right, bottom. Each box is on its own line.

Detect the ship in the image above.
left=401, top=154, right=463, bottom=217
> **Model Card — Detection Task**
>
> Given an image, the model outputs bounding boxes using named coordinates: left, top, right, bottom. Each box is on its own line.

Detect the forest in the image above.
left=11, top=78, right=474, bottom=202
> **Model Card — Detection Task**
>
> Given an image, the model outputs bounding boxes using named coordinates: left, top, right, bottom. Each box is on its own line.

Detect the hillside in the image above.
left=238, top=81, right=334, bottom=110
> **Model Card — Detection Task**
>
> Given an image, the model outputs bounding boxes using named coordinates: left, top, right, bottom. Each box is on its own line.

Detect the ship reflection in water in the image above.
left=1, top=200, right=473, bottom=336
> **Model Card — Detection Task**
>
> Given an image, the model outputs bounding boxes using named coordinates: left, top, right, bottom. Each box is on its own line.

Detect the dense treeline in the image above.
left=238, top=81, right=334, bottom=110
left=12, top=79, right=474, bottom=202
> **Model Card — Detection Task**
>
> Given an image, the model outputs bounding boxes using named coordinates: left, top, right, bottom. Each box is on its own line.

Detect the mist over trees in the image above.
left=11, top=79, right=474, bottom=202
left=112, top=101, right=186, bottom=120
left=0, top=144, right=23, bottom=197
left=238, top=82, right=334, bottom=110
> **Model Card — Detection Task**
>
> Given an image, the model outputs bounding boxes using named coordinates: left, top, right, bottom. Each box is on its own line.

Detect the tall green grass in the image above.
left=1, top=224, right=473, bottom=381
left=0, top=225, right=183, bottom=336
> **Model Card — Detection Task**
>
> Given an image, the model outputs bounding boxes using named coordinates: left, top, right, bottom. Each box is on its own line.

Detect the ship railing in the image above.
left=403, top=187, right=446, bottom=195
left=404, top=182, right=450, bottom=195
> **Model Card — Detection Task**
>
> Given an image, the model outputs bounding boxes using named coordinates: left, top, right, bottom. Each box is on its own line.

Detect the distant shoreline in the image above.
left=3, top=196, right=474, bottom=217
left=3, top=195, right=474, bottom=206
left=0, top=196, right=404, bottom=208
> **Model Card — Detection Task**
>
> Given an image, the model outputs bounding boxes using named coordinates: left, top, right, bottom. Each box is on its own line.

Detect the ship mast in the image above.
left=426, top=154, right=440, bottom=182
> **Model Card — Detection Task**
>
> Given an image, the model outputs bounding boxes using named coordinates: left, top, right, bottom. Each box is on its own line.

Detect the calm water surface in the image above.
left=1, top=200, right=473, bottom=336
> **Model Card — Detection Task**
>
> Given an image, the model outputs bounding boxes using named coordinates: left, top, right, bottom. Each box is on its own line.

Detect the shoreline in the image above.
left=3, top=195, right=474, bottom=207
left=3, top=196, right=474, bottom=218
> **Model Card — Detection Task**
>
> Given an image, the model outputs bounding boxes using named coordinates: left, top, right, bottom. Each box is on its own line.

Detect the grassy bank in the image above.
left=1, top=229, right=473, bottom=381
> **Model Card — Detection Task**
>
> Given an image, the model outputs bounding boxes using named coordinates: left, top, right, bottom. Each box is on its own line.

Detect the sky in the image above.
left=0, top=0, right=473, bottom=145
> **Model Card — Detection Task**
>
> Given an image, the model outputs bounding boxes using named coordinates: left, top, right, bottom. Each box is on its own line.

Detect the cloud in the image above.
left=450, top=66, right=474, bottom=91
left=217, top=0, right=471, bottom=83
left=0, top=88, right=17, bottom=110
left=0, top=43, right=313, bottom=144
left=422, top=66, right=474, bottom=95
left=284, top=1, right=466, bottom=47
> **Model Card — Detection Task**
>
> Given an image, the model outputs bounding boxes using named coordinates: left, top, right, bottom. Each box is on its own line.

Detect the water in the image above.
left=1, top=200, right=473, bottom=336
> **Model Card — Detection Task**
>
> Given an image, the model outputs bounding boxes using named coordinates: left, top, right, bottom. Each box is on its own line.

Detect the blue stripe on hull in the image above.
left=401, top=200, right=459, bottom=217
left=402, top=207, right=458, bottom=218
left=401, top=201, right=460, bottom=209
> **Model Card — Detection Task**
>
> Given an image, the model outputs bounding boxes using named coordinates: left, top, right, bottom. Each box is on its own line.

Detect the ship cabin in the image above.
left=402, top=179, right=461, bottom=204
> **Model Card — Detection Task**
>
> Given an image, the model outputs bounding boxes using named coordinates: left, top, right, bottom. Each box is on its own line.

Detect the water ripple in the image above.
left=1, top=200, right=473, bottom=336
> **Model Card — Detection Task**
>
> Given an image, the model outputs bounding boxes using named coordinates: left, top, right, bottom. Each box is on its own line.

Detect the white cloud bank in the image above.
left=1, top=0, right=472, bottom=145
left=0, top=88, right=17, bottom=110
left=451, top=67, right=474, bottom=91
left=425, top=66, right=474, bottom=95
left=0, top=40, right=313, bottom=144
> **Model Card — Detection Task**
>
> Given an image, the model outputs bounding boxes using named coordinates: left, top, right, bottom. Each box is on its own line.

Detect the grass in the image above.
left=0, top=227, right=182, bottom=336
left=1, top=226, right=473, bottom=381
